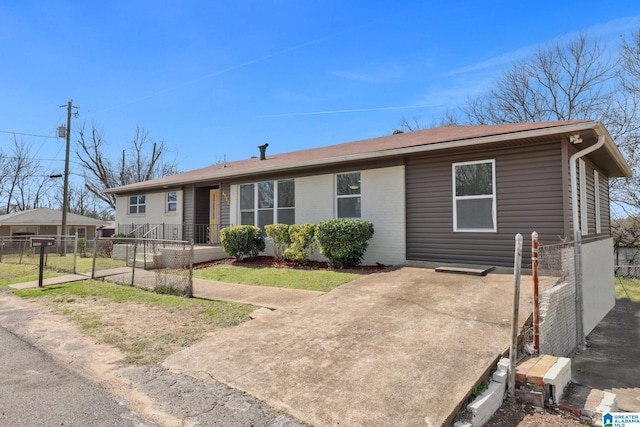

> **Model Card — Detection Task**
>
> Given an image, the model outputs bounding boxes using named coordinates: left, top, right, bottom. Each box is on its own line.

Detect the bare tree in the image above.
left=461, top=32, right=640, bottom=215
left=464, top=34, right=617, bottom=124
left=393, top=110, right=460, bottom=134
left=1, top=137, right=42, bottom=213
left=75, top=122, right=179, bottom=211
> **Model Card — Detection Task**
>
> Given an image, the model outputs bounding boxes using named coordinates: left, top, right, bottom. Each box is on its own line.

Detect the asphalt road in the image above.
left=0, top=325, right=155, bottom=427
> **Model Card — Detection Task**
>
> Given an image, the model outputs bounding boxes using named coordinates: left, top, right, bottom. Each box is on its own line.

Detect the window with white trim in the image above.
left=240, top=179, right=295, bottom=228
left=336, top=172, right=361, bottom=218
left=453, top=159, right=496, bottom=232
left=594, top=170, right=601, bottom=234
left=69, top=226, right=86, bottom=238
left=129, top=195, right=146, bottom=214
left=167, top=191, right=177, bottom=213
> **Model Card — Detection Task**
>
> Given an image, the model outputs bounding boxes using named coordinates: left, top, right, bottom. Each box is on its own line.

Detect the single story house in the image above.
left=108, top=120, right=631, bottom=268
left=0, top=208, right=109, bottom=240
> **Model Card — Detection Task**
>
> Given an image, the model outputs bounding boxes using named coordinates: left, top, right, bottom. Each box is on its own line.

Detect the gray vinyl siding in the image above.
left=572, top=154, right=611, bottom=237
left=221, top=183, right=231, bottom=227
left=406, top=141, right=566, bottom=267
left=598, top=173, right=611, bottom=235
left=183, top=185, right=194, bottom=226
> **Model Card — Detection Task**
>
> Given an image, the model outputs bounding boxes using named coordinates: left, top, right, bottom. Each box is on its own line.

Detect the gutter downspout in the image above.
left=570, top=134, right=605, bottom=236
left=569, top=133, right=605, bottom=350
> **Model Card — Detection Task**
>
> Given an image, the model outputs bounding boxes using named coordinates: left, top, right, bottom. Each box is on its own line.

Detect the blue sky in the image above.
left=1, top=1, right=640, bottom=178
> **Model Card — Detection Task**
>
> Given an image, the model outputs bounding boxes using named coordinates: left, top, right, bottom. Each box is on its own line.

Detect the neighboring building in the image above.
left=107, top=120, right=631, bottom=268
left=0, top=208, right=109, bottom=240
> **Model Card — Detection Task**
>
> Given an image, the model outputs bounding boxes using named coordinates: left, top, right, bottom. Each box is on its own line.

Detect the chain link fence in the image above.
left=92, top=237, right=194, bottom=297
left=0, top=235, right=79, bottom=274
left=614, top=246, right=640, bottom=278
left=535, top=239, right=579, bottom=356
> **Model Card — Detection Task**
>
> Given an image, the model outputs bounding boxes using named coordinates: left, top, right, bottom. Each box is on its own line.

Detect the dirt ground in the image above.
left=485, top=398, right=590, bottom=426
left=1, top=258, right=596, bottom=426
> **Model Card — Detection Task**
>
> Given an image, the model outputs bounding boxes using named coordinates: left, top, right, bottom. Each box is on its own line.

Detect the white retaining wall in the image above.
left=581, top=237, right=615, bottom=335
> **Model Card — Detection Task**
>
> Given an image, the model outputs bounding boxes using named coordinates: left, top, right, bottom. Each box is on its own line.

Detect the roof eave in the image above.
left=109, top=121, right=632, bottom=194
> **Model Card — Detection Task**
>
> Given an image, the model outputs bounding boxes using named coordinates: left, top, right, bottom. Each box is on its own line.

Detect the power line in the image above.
left=0, top=130, right=58, bottom=139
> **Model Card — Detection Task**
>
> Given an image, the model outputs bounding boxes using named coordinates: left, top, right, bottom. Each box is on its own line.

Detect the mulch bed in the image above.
left=193, top=256, right=388, bottom=273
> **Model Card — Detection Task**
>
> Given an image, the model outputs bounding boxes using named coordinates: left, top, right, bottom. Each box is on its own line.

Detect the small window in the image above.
left=277, top=179, right=295, bottom=225
left=129, top=195, right=146, bottom=215
left=167, top=191, right=177, bottom=213
left=240, top=184, right=255, bottom=225
left=453, top=160, right=496, bottom=232
left=336, top=172, right=361, bottom=218
left=69, top=226, right=86, bottom=238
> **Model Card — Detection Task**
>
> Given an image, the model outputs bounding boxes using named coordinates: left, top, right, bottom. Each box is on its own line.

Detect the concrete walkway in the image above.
left=165, top=266, right=551, bottom=427
left=9, top=267, right=323, bottom=310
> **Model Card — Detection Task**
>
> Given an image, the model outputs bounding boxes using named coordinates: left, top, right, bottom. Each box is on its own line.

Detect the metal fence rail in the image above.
left=116, top=223, right=229, bottom=245
left=92, top=236, right=194, bottom=297
left=0, top=235, right=79, bottom=274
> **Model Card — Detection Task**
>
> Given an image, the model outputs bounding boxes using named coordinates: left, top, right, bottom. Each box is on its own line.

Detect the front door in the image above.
left=210, top=189, right=220, bottom=244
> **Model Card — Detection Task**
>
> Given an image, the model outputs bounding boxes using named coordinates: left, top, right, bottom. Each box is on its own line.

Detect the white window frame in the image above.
left=128, top=195, right=146, bottom=215
left=579, top=159, right=588, bottom=235
left=69, top=226, right=87, bottom=238
left=594, top=170, right=601, bottom=234
left=166, top=191, right=177, bottom=213
left=336, top=172, right=361, bottom=218
left=452, top=159, right=497, bottom=232
left=239, top=179, right=295, bottom=227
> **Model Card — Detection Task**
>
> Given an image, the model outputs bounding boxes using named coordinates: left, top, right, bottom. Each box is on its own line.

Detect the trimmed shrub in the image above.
left=77, top=238, right=87, bottom=257
left=316, top=218, right=374, bottom=269
left=284, top=223, right=317, bottom=265
left=265, top=224, right=291, bottom=261
left=220, top=225, right=265, bottom=260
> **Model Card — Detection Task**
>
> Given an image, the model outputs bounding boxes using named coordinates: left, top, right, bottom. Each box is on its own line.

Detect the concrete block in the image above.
left=515, top=389, right=545, bottom=408
left=496, top=358, right=510, bottom=373
left=468, top=380, right=506, bottom=427
left=543, top=357, right=571, bottom=403
left=492, top=369, right=508, bottom=383
left=526, top=355, right=558, bottom=387
left=594, top=391, right=618, bottom=426
left=453, top=422, right=472, bottom=427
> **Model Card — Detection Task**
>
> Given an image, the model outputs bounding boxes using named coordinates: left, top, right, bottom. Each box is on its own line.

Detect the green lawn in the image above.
left=0, top=255, right=126, bottom=286
left=192, top=264, right=360, bottom=292
left=10, top=280, right=254, bottom=365
left=615, top=277, right=640, bottom=302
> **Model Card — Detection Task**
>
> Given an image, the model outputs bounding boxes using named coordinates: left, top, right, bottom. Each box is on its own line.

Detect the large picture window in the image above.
left=336, top=172, right=361, bottom=218
left=129, top=195, right=146, bottom=215
left=240, top=179, right=295, bottom=228
left=453, top=160, right=496, bottom=232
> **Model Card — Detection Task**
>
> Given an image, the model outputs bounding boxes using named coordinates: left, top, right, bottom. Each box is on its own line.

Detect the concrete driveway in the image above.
left=164, top=266, right=550, bottom=426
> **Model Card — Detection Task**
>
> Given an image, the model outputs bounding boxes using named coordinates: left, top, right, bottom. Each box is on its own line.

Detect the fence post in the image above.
left=131, top=239, right=137, bottom=287
left=188, top=239, right=194, bottom=298
left=509, top=233, right=523, bottom=397
left=574, top=230, right=585, bottom=349
left=91, top=233, right=98, bottom=279
left=73, top=231, right=78, bottom=274
left=532, top=231, right=540, bottom=354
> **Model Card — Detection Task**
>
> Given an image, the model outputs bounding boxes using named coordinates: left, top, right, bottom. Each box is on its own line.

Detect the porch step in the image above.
left=435, top=264, right=495, bottom=276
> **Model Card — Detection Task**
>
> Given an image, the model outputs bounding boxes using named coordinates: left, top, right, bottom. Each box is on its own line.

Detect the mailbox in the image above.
left=31, top=237, right=56, bottom=248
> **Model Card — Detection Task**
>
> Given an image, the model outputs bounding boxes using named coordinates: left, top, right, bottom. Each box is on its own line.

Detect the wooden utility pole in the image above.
left=60, top=100, right=78, bottom=255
